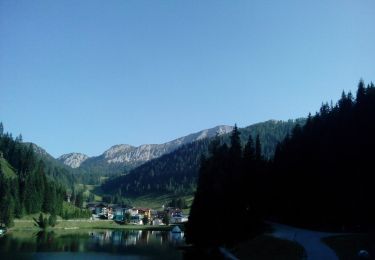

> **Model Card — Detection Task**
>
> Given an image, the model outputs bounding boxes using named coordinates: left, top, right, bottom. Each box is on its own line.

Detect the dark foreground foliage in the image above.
left=186, top=125, right=267, bottom=246
left=102, top=120, right=303, bottom=197
left=187, top=80, right=375, bottom=246
left=270, top=80, right=375, bottom=229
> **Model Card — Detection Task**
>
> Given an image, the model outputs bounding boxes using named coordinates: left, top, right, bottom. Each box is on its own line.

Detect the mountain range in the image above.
left=56, top=125, right=234, bottom=175
left=102, top=119, right=305, bottom=196
left=27, top=119, right=304, bottom=191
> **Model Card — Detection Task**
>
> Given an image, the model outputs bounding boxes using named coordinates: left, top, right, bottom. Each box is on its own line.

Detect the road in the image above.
left=268, top=222, right=341, bottom=260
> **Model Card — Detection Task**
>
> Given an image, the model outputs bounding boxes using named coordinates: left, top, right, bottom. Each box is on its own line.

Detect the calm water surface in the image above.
left=0, top=229, right=185, bottom=259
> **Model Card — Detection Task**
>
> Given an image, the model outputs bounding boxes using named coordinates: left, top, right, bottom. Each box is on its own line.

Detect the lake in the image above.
left=0, top=229, right=185, bottom=259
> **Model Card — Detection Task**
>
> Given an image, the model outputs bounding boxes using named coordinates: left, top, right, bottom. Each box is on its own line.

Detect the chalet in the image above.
left=112, top=205, right=132, bottom=222
left=137, top=208, right=151, bottom=219
left=86, top=202, right=97, bottom=213
left=85, top=202, right=109, bottom=219
left=157, top=210, right=167, bottom=219
left=151, top=218, right=163, bottom=226
left=107, top=204, right=123, bottom=220
left=94, top=203, right=108, bottom=217
left=150, top=210, right=158, bottom=219
left=127, top=208, right=139, bottom=216
left=171, top=215, right=188, bottom=224
left=130, top=215, right=143, bottom=225
left=113, top=205, right=124, bottom=221
left=165, top=207, right=182, bottom=217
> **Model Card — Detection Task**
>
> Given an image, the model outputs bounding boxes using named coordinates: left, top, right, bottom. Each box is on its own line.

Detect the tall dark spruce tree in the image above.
left=186, top=126, right=265, bottom=246
left=187, top=80, right=375, bottom=246
left=270, top=80, right=375, bottom=230
left=0, top=127, right=65, bottom=227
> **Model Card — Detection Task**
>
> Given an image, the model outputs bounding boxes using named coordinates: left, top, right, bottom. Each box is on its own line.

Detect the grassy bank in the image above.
left=232, top=235, right=306, bottom=260
left=86, top=184, right=194, bottom=214
left=12, top=219, right=173, bottom=231
left=125, top=193, right=194, bottom=214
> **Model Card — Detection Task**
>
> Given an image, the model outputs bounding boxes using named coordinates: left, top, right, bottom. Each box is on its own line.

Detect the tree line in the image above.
left=270, top=80, right=375, bottom=229
left=0, top=126, right=65, bottom=226
left=186, top=125, right=266, bottom=246
left=101, top=120, right=302, bottom=197
left=186, top=80, right=375, bottom=246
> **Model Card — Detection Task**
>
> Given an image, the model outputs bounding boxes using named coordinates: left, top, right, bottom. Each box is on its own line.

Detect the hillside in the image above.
left=25, top=142, right=79, bottom=188
left=102, top=119, right=304, bottom=196
left=0, top=157, right=17, bottom=179
left=269, top=81, right=375, bottom=228
left=186, top=80, right=375, bottom=247
left=55, top=125, right=233, bottom=182
left=0, top=128, right=68, bottom=227
left=57, top=153, right=89, bottom=168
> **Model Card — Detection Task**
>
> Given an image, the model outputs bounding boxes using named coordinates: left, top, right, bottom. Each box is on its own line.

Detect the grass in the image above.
left=15, top=203, right=88, bottom=221
left=77, top=184, right=103, bottom=202
left=12, top=218, right=173, bottom=231
left=322, top=234, right=374, bottom=260
left=80, top=183, right=194, bottom=213
left=231, top=235, right=306, bottom=260
left=0, top=157, right=17, bottom=179
left=125, top=193, right=194, bottom=214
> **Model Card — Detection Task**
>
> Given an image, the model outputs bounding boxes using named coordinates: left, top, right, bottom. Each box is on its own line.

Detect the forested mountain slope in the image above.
left=186, top=80, right=375, bottom=247
left=270, top=80, right=375, bottom=228
left=65, top=125, right=233, bottom=178
left=102, top=119, right=304, bottom=196
left=0, top=125, right=67, bottom=227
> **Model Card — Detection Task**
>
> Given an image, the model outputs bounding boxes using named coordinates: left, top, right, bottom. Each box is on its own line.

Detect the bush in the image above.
left=34, top=213, right=48, bottom=229
left=48, top=213, right=57, bottom=227
left=163, top=214, right=170, bottom=225
left=142, top=215, right=149, bottom=225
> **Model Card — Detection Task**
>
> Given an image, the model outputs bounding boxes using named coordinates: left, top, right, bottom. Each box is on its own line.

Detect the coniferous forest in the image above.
left=186, top=80, right=375, bottom=246
left=101, top=119, right=303, bottom=197
left=0, top=127, right=66, bottom=226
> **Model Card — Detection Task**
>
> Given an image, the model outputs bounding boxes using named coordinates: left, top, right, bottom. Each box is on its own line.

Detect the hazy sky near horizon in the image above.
left=1, top=0, right=374, bottom=157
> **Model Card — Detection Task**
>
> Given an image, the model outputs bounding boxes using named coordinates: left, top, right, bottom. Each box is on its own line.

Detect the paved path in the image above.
left=268, top=222, right=341, bottom=260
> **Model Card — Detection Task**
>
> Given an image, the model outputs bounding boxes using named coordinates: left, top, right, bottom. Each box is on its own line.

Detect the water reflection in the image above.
left=0, top=229, right=184, bottom=259
left=88, top=229, right=185, bottom=248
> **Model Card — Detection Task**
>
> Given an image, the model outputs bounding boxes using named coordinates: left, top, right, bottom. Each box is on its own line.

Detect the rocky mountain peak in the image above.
left=58, top=153, right=89, bottom=168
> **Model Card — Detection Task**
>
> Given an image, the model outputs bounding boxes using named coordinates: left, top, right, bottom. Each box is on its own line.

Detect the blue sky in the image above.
left=1, top=0, right=374, bottom=157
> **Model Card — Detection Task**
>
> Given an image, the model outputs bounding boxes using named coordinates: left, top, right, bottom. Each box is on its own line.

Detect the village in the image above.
left=85, top=202, right=189, bottom=226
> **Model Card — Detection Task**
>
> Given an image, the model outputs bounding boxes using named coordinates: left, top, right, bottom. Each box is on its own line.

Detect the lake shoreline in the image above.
left=11, top=219, right=176, bottom=232
left=1, top=228, right=186, bottom=259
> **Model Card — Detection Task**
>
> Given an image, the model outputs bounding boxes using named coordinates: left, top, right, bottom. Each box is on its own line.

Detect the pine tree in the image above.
left=356, top=79, right=366, bottom=104
left=255, top=134, right=262, bottom=161
left=229, top=124, right=242, bottom=159
left=75, top=191, right=84, bottom=208
left=0, top=194, right=15, bottom=227
left=15, top=134, right=23, bottom=142
left=142, top=215, right=149, bottom=225
left=48, top=213, right=57, bottom=227
left=243, top=134, right=255, bottom=162
left=163, top=213, right=170, bottom=225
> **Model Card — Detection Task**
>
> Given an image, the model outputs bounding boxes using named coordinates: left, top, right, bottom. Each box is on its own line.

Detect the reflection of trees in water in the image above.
left=87, top=230, right=185, bottom=248
left=140, top=229, right=149, bottom=244
left=35, top=231, right=88, bottom=252
left=0, top=230, right=185, bottom=256
left=36, top=231, right=55, bottom=251
left=0, top=232, right=38, bottom=253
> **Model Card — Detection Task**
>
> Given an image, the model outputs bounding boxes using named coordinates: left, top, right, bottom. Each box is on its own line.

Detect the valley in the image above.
left=1, top=81, right=374, bottom=260
left=1, top=1, right=373, bottom=258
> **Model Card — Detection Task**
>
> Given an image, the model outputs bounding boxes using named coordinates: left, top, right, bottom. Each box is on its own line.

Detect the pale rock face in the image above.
left=58, top=125, right=234, bottom=169
left=101, top=125, right=234, bottom=165
left=58, top=153, right=89, bottom=168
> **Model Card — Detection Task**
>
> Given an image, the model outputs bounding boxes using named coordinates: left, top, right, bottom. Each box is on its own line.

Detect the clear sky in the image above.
left=1, top=0, right=374, bottom=158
